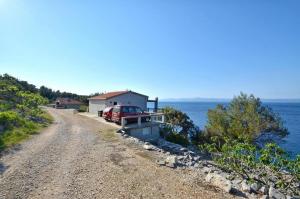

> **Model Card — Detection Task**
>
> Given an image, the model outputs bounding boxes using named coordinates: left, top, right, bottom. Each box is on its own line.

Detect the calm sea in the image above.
left=155, top=101, right=300, bottom=156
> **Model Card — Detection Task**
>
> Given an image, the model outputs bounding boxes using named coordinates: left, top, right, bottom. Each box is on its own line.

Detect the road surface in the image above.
left=0, top=108, right=233, bottom=199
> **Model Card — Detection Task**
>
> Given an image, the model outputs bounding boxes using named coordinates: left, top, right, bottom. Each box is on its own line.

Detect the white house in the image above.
left=88, top=91, right=149, bottom=115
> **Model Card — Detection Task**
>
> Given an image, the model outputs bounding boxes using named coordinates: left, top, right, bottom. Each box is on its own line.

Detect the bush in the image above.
left=78, top=105, right=87, bottom=112
left=162, top=107, right=199, bottom=139
left=205, top=93, right=288, bottom=142
left=0, top=111, right=23, bottom=129
left=200, top=139, right=300, bottom=195
left=166, top=132, right=190, bottom=147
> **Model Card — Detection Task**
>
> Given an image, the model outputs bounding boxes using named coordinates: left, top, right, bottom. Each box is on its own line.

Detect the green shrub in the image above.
left=78, top=105, right=87, bottom=112
left=205, top=93, right=288, bottom=142
left=166, top=132, right=190, bottom=147
left=0, top=111, right=23, bottom=129
left=200, top=139, right=300, bottom=195
left=162, top=107, right=199, bottom=139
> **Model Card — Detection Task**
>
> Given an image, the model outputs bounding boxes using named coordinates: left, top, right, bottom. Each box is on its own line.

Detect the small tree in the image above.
left=162, top=107, right=199, bottom=138
left=205, top=93, right=288, bottom=142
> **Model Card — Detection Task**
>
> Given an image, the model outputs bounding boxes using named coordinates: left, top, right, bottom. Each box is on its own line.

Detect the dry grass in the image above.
left=99, top=129, right=118, bottom=142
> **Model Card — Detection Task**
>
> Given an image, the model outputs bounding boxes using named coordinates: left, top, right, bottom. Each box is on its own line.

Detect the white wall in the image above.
left=88, top=92, right=148, bottom=115
left=89, top=99, right=106, bottom=114
left=107, top=92, right=148, bottom=111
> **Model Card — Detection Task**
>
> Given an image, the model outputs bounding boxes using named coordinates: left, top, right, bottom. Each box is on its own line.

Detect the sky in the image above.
left=0, top=0, right=300, bottom=99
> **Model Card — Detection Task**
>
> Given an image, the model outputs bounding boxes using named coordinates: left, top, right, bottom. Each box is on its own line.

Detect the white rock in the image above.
left=269, top=186, right=285, bottom=199
left=165, top=156, right=178, bottom=168
left=205, top=173, right=232, bottom=193
left=143, top=144, right=153, bottom=150
left=241, top=180, right=251, bottom=193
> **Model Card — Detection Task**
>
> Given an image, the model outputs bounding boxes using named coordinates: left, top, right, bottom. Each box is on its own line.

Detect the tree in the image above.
left=162, top=107, right=199, bottom=139
left=205, top=93, right=288, bottom=142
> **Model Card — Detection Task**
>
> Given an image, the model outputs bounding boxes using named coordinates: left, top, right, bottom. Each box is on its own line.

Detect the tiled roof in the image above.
left=88, top=91, right=148, bottom=100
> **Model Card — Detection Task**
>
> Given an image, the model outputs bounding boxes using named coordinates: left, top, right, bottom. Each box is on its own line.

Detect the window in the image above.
left=122, top=106, right=129, bottom=113
left=113, top=101, right=117, bottom=105
left=135, top=107, right=143, bottom=113
left=112, top=107, right=120, bottom=113
left=128, top=107, right=135, bottom=113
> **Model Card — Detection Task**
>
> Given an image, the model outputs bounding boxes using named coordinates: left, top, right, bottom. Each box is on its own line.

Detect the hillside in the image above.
left=0, top=74, right=53, bottom=150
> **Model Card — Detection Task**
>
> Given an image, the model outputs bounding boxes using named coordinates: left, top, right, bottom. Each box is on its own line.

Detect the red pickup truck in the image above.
left=111, top=105, right=149, bottom=124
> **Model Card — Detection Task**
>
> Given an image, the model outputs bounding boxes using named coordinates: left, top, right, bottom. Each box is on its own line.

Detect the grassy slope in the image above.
left=0, top=111, right=53, bottom=150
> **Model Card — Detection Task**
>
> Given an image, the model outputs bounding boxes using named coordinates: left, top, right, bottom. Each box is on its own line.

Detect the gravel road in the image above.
left=0, top=108, right=234, bottom=199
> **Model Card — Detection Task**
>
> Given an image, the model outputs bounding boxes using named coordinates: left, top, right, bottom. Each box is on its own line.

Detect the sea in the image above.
left=154, top=101, right=300, bottom=156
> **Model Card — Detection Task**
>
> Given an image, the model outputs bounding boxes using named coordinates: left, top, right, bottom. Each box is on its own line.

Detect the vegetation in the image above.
left=204, top=93, right=288, bottom=143
left=0, top=74, right=53, bottom=150
left=160, top=107, right=199, bottom=146
left=201, top=137, right=300, bottom=195
left=161, top=93, right=298, bottom=194
left=40, top=85, right=89, bottom=104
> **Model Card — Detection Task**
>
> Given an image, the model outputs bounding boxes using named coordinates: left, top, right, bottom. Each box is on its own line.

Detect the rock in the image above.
left=205, top=173, right=232, bottom=193
left=259, top=186, right=268, bottom=195
left=165, top=156, right=178, bottom=168
left=269, top=186, right=285, bottom=199
left=251, top=183, right=261, bottom=192
left=241, top=180, right=251, bottom=193
left=202, top=167, right=212, bottom=174
left=180, top=147, right=188, bottom=152
left=143, top=144, right=153, bottom=150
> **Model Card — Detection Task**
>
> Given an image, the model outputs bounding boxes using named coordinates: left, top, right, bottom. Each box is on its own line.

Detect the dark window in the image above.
left=113, top=101, right=117, bottom=105
left=128, top=107, right=135, bottom=113
left=135, top=107, right=143, bottom=113
left=122, top=106, right=129, bottom=113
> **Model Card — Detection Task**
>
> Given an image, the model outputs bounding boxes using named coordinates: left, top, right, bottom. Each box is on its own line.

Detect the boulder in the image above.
left=269, top=186, right=285, bottom=199
left=259, top=186, right=268, bottom=195
left=205, top=173, right=232, bottom=193
left=165, top=156, right=178, bottom=168
left=241, top=180, right=251, bottom=193
left=143, top=144, right=153, bottom=150
left=250, top=182, right=261, bottom=192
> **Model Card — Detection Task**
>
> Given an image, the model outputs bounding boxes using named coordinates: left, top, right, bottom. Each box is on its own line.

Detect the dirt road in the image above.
left=0, top=108, right=233, bottom=199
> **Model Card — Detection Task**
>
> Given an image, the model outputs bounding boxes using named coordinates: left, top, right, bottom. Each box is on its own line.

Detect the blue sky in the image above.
left=1, top=0, right=300, bottom=99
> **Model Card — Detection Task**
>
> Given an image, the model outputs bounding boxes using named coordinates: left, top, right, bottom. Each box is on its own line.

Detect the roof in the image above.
left=56, top=98, right=83, bottom=105
left=88, top=91, right=148, bottom=100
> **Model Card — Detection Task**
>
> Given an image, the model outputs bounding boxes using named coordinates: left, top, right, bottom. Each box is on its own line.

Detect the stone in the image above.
left=165, top=156, right=178, bottom=168
left=259, top=186, right=268, bottom=195
left=180, top=147, right=188, bottom=152
left=202, top=167, right=212, bottom=174
left=250, top=183, right=261, bottom=192
left=241, top=180, right=251, bottom=193
left=205, top=173, right=232, bottom=193
left=143, top=144, right=153, bottom=150
left=269, top=186, right=285, bottom=199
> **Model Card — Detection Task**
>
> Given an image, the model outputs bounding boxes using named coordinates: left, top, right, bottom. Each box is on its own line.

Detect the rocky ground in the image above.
left=123, top=134, right=299, bottom=199
left=0, top=108, right=236, bottom=199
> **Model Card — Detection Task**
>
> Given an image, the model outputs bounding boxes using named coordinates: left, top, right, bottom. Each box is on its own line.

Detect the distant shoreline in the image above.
left=159, top=99, right=300, bottom=103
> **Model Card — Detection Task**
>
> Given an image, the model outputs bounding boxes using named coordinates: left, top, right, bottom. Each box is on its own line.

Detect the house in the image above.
left=55, top=98, right=83, bottom=109
left=88, top=91, right=149, bottom=115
